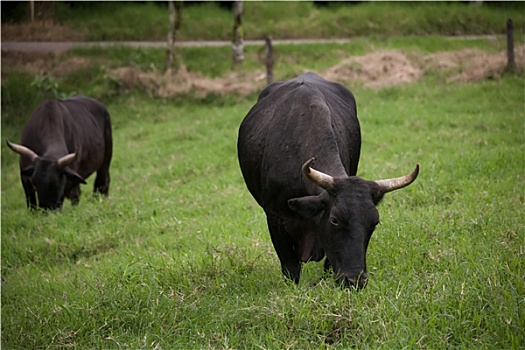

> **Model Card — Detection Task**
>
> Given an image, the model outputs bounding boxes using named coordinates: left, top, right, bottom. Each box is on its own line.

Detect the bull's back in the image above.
left=238, top=73, right=361, bottom=210
left=61, top=96, right=112, bottom=176
left=20, top=96, right=112, bottom=177
left=238, top=78, right=307, bottom=206
left=20, top=100, right=67, bottom=168
left=61, top=96, right=111, bottom=134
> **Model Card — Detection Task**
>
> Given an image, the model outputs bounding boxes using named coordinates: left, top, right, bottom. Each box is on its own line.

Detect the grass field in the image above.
left=1, top=2, right=525, bottom=348
left=61, top=1, right=524, bottom=40
left=2, top=46, right=524, bottom=348
left=2, top=1, right=524, bottom=41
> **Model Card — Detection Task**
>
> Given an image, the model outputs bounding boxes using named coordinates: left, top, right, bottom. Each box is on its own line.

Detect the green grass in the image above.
left=2, top=40, right=524, bottom=348
left=1, top=15, right=525, bottom=348
left=3, top=1, right=524, bottom=41
left=60, top=2, right=524, bottom=40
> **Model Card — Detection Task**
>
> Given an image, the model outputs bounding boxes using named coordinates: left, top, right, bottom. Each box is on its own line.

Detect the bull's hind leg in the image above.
left=94, top=166, right=110, bottom=196
left=95, top=127, right=112, bottom=196
left=266, top=212, right=302, bottom=284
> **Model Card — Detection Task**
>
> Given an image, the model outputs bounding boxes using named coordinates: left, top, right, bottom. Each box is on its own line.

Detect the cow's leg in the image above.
left=22, top=177, right=36, bottom=209
left=94, top=167, right=110, bottom=196
left=95, top=122, right=112, bottom=196
left=266, top=212, right=302, bottom=284
left=323, top=258, right=332, bottom=274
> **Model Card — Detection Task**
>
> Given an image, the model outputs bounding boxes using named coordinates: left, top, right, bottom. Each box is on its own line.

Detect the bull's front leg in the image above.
left=266, top=211, right=302, bottom=284
left=22, top=177, right=37, bottom=209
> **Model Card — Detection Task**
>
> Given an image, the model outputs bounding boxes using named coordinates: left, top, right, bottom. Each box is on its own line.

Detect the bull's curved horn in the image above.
left=374, top=164, right=419, bottom=193
left=57, top=153, right=77, bottom=168
left=302, top=157, right=335, bottom=190
left=6, top=140, right=39, bottom=162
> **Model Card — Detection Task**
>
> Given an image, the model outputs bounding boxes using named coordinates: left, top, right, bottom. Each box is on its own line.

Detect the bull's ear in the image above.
left=63, top=167, right=87, bottom=184
left=288, top=193, right=329, bottom=218
left=21, top=166, right=34, bottom=177
left=369, top=182, right=385, bottom=205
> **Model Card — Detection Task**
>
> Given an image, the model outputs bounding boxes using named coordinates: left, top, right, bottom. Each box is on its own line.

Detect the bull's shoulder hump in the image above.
left=62, top=96, right=104, bottom=108
left=257, top=81, right=285, bottom=102
left=292, top=73, right=355, bottom=102
left=36, top=98, right=63, bottom=109
left=60, top=96, right=110, bottom=122
left=245, top=72, right=356, bottom=127
left=31, top=98, right=69, bottom=117
left=256, top=72, right=325, bottom=102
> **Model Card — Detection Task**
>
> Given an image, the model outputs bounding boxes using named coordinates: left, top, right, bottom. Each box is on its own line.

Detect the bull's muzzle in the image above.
left=339, top=272, right=368, bottom=290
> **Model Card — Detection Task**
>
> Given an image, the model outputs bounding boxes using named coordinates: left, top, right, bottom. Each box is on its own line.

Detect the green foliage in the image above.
left=31, top=74, right=76, bottom=100
left=315, top=1, right=522, bottom=37
left=0, top=71, right=40, bottom=128
left=35, top=1, right=525, bottom=41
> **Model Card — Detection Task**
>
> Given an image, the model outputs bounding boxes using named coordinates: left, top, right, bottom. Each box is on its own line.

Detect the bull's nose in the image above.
left=343, top=272, right=368, bottom=290
left=39, top=200, right=63, bottom=210
left=40, top=204, right=61, bottom=211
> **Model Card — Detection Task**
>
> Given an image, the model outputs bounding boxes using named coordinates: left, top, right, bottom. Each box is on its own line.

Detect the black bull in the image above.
left=237, top=72, right=419, bottom=289
left=7, top=96, right=112, bottom=210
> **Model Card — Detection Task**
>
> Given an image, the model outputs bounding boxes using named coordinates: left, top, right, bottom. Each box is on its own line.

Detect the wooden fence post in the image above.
left=506, top=18, right=515, bottom=72
left=166, top=1, right=183, bottom=75
left=265, top=35, right=274, bottom=84
left=30, top=0, right=35, bottom=21
left=232, top=1, right=244, bottom=68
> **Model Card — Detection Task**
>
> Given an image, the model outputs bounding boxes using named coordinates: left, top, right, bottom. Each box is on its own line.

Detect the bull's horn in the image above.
left=302, top=157, right=335, bottom=190
left=6, top=140, right=39, bottom=162
left=57, top=153, right=77, bottom=168
left=374, top=164, right=419, bottom=193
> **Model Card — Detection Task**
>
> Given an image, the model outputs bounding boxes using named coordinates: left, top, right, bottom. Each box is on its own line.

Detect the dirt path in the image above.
left=0, top=36, right=502, bottom=53
left=0, top=39, right=358, bottom=54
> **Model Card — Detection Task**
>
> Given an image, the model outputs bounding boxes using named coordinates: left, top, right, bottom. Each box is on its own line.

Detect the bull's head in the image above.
left=6, top=140, right=86, bottom=210
left=288, top=157, right=419, bottom=289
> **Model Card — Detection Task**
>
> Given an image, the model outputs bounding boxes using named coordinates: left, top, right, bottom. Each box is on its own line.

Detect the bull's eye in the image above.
left=370, top=220, right=380, bottom=231
left=329, top=217, right=339, bottom=226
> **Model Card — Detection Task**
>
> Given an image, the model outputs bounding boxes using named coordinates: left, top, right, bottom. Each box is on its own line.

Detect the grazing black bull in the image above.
left=237, top=72, right=419, bottom=289
left=6, top=96, right=112, bottom=210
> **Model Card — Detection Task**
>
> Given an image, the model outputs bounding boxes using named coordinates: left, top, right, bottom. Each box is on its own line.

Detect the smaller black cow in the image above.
left=7, top=96, right=112, bottom=210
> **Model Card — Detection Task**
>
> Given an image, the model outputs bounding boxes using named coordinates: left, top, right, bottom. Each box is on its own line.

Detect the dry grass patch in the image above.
left=2, top=44, right=523, bottom=97
left=323, top=51, right=423, bottom=89
left=423, top=45, right=525, bottom=82
left=111, top=65, right=267, bottom=97
left=110, top=46, right=524, bottom=95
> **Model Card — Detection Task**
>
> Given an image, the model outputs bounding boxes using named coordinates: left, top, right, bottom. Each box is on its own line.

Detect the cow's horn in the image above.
left=6, top=140, right=39, bottom=162
left=57, top=153, right=77, bottom=168
left=302, top=157, right=334, bottom=190
left=374, top=164, right=419, bottom=193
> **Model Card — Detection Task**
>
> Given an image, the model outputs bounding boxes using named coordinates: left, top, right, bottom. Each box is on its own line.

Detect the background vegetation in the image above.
left=1, top=1, right=524, bottom=41
left=2, top=1, right=524, bottom=349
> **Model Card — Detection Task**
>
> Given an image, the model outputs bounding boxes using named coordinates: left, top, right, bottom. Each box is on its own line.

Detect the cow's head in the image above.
left=6, top=140, right=86, bottom=210
left=288, top=158, right=419, bottom=289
